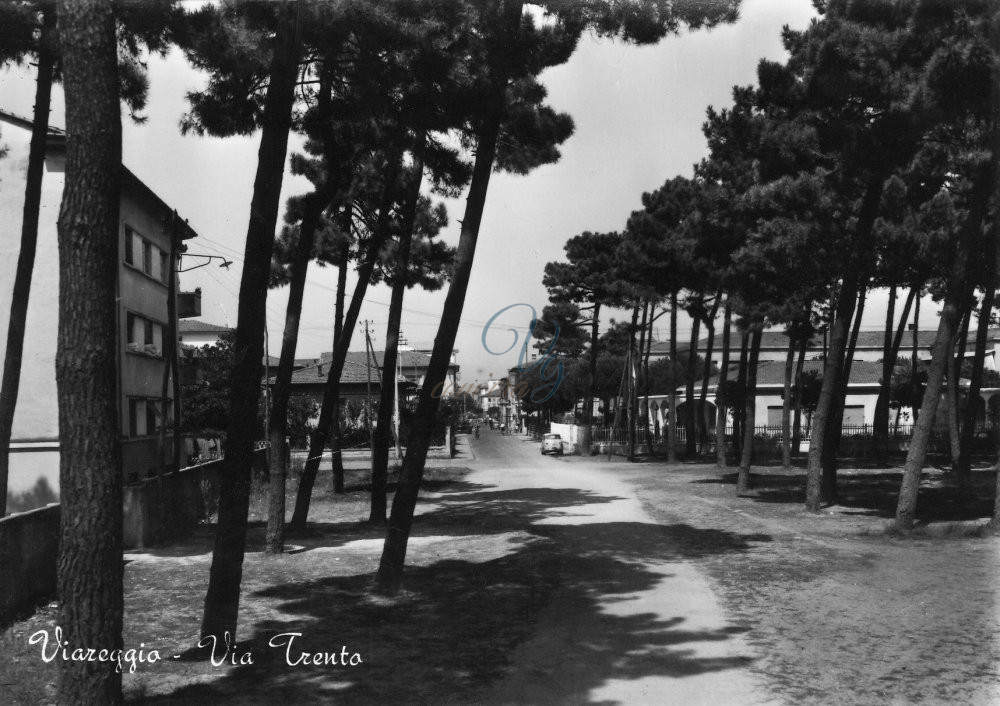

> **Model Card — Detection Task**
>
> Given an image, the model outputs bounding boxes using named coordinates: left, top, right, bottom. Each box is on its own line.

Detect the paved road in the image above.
left=438, top=428, right=776, bottom=705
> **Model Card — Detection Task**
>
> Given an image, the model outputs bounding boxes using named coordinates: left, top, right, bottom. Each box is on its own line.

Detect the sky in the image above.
left=1, top=0, right=940, bottom=389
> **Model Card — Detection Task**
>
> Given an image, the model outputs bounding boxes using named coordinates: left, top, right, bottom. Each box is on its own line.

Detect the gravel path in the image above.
left=464, top=430, right=777, bottom=705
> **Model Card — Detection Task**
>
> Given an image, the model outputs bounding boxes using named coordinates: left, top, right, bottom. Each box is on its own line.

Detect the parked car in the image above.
left=541, top=433, right=563, bottom=455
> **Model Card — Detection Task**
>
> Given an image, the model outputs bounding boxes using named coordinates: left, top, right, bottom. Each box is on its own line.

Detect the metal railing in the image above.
left=584, top=422, right=1000, bottom=452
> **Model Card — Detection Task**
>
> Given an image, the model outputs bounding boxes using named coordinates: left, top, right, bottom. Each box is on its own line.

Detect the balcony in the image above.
left=178, top=288, right=201, bottom=319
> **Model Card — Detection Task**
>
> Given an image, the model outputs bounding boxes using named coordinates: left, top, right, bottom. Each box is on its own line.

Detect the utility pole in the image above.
left=263, top=319, right=269, bottom=446
left=394, top=331, right=402, bottom=460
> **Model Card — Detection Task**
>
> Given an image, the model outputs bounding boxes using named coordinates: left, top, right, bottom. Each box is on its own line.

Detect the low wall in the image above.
left=549, top=423, right=579, bottom=454
left=122, top=447, right=268, bottom=550
left=123, top=460, right=218, bottom=549
left=1, top=449, right=269, bottom=622
left=0, top=504, right=59, bottom=624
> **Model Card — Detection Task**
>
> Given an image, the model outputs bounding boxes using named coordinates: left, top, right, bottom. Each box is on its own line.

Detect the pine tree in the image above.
left=188, top=0, right=304, bottom=644
left=54, top=0, right=123, bottom=700
left=543, top=230, right=626, bottom=446
left=375, top=0, right=741, bottom=592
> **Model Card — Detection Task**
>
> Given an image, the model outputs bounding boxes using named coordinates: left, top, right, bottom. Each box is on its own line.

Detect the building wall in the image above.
left=758, top=389, right=877, bottom=427
left=0, top=117, right=186, bottom=497
left=118, top=191, right=179, bottom=481
left=0, top=120, right=64, bottom=445
left=649, top=386, right=883, bottom=428
left=0, top=120, right=65, bottom=505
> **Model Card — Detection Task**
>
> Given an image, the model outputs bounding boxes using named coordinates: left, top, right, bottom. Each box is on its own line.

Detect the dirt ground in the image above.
left=617, top=461, right=1000, bottom=705
left=1, top=436, right=998, bottom=705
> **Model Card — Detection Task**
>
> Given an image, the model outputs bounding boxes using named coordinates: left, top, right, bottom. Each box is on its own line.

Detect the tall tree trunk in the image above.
left=911, top=289, right=922, bottom=423
left=874, top=285, right=915, bottom=462
left=806, top=278, right=858, bottom=511
left=0, top=8, right=56, bottom=516
left=55, top=1, right=123, bottom=701
left=716, top=300, right=732, bottom=467
left=265, top=193, right=329, bottom=553
left=821, top=285, right=867, bottom=504
left=290, top=156, right=402, bottom=531
left=986, top=15, right=1000, bottom=532
left=201, top=4, right=301, bottom=642
left=781, top=334, right=795, bottom=469
left=873, top=284, right=897, bottom=461
left=330, top=240, right=348, bottom=492
left=737, top=324, right=763, bottom=495
left=627, top=304, right=640, bottom=461
left=371, top=155, right=423, bottom=525
left=667, top=291, right=678, bottom=463
left=959, top=272, right=997, bottom=479
left=579, top=300, right=600, bottom=453
left=643, top=302, right=656, bottom=455
left=805, top=175, right=884, bottom=511
left=791, top=335, right=807, bottom=457
left=947, top=304, right=972, bottom=470
left=699, top=294, right=721, bottom=452
left=637, top=300, right=648, bottom=391
left=896, top=166, right=991, bottom=530
left=636, top=300, right=649, bottom=454
left=374, top=20, right=517, bottom=587
left=684, top=312, right=701, bottom=457
left=733, top=329, right=750, bottom=463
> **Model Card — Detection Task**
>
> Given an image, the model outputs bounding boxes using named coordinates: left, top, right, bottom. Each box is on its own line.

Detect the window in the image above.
left=126, top=312, right=164, bottom=356
left=128, top=398, right=139, bottom=436
left=842, top=405, right=865, bottom=426
left=127, top=398, right=170, bottom=437
left=124, top=227, right=135, bottom=265
left=124, top=226, right=165, bottom=281
left=146, top=401, right=158, bottom=436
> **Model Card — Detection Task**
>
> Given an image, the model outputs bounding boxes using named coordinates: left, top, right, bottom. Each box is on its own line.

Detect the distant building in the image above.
left=0, top=109, right=200, bottom=500
left=311, top=346, right=460, bottom=389
left=648, top=327, right=1000, bottom=369
left=178, top=319, right=232, bottom=348
left=270, top=358, right=422, bottom=431
left=642, top=325, right=1000, bottom=429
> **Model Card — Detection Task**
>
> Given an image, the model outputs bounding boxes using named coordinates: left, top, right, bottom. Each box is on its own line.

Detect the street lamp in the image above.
left=177, top=254, right=233, bottom=272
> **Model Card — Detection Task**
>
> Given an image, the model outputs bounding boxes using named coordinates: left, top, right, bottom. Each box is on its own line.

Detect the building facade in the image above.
left=0, top=110, right=199, bottom=504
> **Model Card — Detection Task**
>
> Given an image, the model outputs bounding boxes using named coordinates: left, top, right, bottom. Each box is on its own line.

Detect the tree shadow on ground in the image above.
left=135, top=494, right=770, bottom=704
left=697, top=469, right=996, bottom=522
left=124, top=476, right=486, bottom=559
left=414, top=486, right=630, bottom=531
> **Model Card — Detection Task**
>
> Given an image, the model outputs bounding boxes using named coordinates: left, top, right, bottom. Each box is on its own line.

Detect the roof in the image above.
left=121, top=167, right=199, bottom=241
left=647, top=340, right=692, bottom=355
left=0, top=110, right=198, bottom=241
left=0, top=109, right=65, bottom=140
left=649, top=327, right=1000, bottom=356
left=697, top=359, right=886, bottom=390
left=178, top=320, right=232, bottom=333
left=277, top=359, right=384, bottom=387
left=318, top=349, right=457, bottom=371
